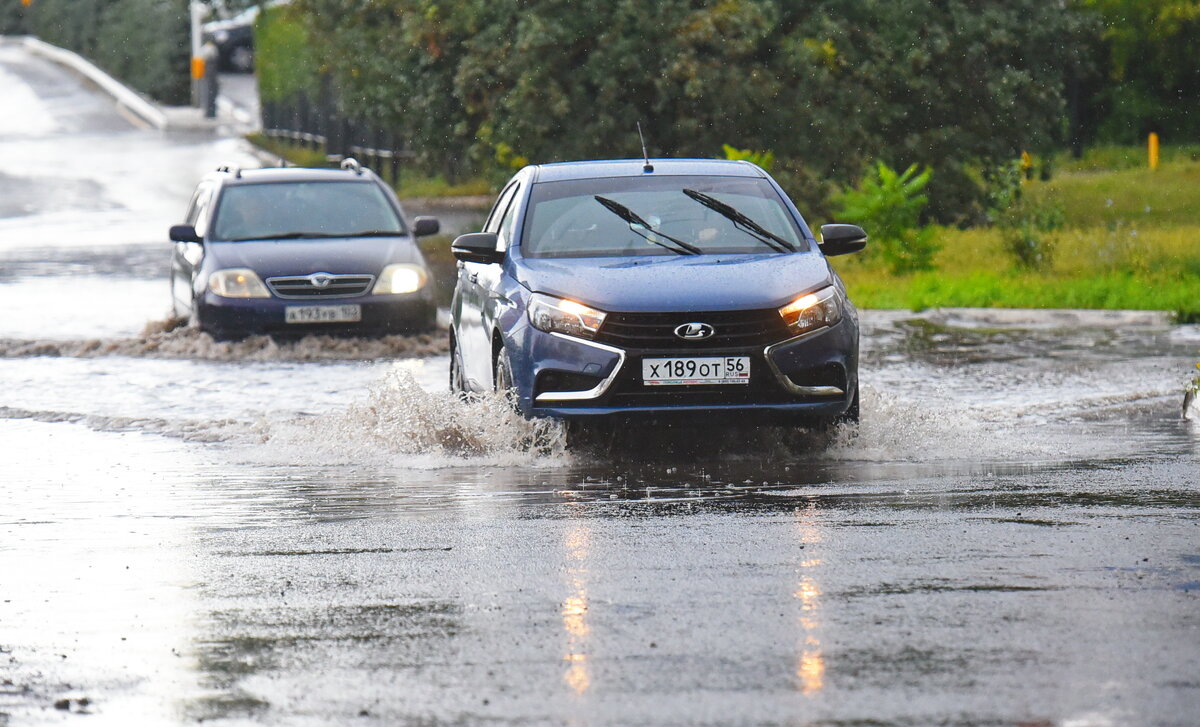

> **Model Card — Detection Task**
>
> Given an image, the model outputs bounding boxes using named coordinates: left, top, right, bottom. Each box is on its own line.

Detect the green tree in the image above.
left=0, top=2, right=28, bottom=33
left=24, top=0, right=190, bottom=105
left=1075, top=0, right=1200, bottom=142
left=281, top=0, right=1098, bottom=214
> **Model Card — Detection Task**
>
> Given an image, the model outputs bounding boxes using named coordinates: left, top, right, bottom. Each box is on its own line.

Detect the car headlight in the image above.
left=778, top=286, right=842, bottom=334
left=372, top=264, right=428, bottom=295
left=527, top=293, right=607, bottom=339
left=208, top=268, right=270, bottom=298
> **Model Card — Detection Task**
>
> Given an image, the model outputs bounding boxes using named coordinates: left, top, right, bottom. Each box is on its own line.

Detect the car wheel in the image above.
left=171, top=279, right=186, bottom=320
left=494, top=345, right=514, bottom=395
left=187, top=295, right=201, bottom=330
left=816, top=388, right=859, bottom=431
left=449, top=336, right=466, bottom=395
left=840, top=387, right=860, bottom=425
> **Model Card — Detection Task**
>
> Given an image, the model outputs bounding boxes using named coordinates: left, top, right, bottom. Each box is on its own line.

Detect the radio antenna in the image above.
left=637, top=121, right=653, bottom=173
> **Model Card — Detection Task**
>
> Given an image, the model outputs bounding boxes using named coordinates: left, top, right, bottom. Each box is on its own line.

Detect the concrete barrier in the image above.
left=20, top=36, right=169, bottom=130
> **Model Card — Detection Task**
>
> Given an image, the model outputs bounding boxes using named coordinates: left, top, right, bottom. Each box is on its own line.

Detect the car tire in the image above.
left=449, top=335, right=467, bottom=395
left=817, top=388, right=859, bottom=431
left=840, top=387, right=860, bottom=425
left=494, top=344, right=514, bottom=394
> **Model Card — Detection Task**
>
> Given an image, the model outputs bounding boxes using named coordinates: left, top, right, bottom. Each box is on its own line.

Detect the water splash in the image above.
left=0, top=317, right=449, bottom=362
left=250, top=370, right=569, bottom=468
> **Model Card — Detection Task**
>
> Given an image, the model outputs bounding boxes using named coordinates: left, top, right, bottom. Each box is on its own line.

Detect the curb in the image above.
left=20, top=36, right=168, bottom=130
left=216, top=94, right=257, bottom=128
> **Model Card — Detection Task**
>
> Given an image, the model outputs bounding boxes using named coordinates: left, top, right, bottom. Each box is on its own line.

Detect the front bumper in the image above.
left=196, top=290, right=436, bottom=338
left=520, top=319, right=857, bottom=421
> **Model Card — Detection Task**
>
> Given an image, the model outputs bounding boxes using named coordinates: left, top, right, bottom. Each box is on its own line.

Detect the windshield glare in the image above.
left=212, top=181, right=403, bottom=241
left=521, top=176, right=807, bottom=258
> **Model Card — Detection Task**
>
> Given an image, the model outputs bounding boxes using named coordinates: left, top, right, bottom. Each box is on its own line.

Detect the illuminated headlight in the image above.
left=527, top=293, right=607, bottom=339
left=372, top=264, right=427, bottom=295
left=208, top=268, right=270, bottom=298
left=778, top=286, right=842, bottom=334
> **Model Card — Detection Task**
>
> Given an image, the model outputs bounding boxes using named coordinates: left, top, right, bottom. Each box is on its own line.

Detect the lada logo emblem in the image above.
left=674, top=322, right=715, bottom=340
left=308, top=273, right=333, bottom=288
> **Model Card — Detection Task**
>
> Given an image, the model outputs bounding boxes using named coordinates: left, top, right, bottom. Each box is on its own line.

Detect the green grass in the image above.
left=843, top=270, right=1200, bottom=316
left=1054, top=144, right=1200, bottom=173
left=832, top=149, right=1200, bottom=317
left=1032, top=155, right=1200, bottom=229
left=245, top=135, right=494, bottom=198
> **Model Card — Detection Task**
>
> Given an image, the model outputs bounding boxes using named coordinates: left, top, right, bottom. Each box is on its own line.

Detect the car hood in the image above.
left=206, top=236, right=422, bottom=277
left=514, top=252, right=833, bottom=312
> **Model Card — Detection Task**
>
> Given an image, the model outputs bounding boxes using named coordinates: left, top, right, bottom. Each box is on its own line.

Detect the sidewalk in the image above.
left=216, top=72, right=260, bottom=129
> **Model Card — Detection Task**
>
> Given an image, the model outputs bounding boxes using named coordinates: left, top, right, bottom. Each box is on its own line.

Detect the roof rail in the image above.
left=340, top=157, right=363, bottom=175
left=215, top=164, right=242, bottom=179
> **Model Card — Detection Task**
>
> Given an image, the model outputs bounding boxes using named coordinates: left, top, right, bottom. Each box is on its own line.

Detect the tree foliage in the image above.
left=1075, top=0, right=1200, bottom=142
left=255, top=5, right=318, bottom=105
left=20, top=0, right=191, bottom=105
left=282, top=0, right=1097, bottom=219
left=0, top=2, right=28, bottom=34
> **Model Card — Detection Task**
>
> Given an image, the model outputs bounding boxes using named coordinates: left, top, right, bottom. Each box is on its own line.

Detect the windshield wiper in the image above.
left=682, top=189, right=796, bottom=253
left=593, top=196, right=701, bottom=255
left=226, top=230, right=402, bottom=242
left=225, top=231, right=341, bottom=242
left=346, top=229, right=405, bottom=237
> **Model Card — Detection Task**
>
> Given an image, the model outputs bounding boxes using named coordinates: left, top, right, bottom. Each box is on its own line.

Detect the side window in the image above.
left=193, top=190, right=213, bottom=237
left=483, top=182, right=519, bottom=234
left=495, top=185, right=521, bottom=253
left=184, top=187, right=204, bottom=225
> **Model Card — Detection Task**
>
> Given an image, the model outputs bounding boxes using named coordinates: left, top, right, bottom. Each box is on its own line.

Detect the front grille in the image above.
left=596, top=308, right=791, bottom=350
left=266, top=273, right=375, bottom=299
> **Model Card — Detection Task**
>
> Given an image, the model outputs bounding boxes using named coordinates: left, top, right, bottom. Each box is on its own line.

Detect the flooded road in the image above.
left=2, top=40, right=1199, bottom=726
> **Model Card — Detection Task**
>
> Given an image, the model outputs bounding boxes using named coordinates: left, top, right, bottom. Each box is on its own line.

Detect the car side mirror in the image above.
left=451, top=232, right=503, bottom=264
left=412, top=216, right=440, bottom=237
left=169, top=224, right=202, bottom=243
left=819, top=224, right=867, bottom=256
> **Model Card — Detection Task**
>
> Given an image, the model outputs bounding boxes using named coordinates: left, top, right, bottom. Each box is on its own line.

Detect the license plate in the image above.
left=642, top=356, right=751, bottom=386
left=284, top=304, right=361, bottom=324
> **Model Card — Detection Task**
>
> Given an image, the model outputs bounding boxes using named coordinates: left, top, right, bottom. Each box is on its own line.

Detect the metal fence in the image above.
left=260, top=91, right=413, bottom=184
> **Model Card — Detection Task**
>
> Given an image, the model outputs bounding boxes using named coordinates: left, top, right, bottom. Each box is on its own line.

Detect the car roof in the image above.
left=207, top=167, right=381, bottom=186
left=528, top=158, right=767, bottom=183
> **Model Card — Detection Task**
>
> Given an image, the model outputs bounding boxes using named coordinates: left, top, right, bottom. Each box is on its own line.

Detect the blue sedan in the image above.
left=449, top=159, right=866, bottom=427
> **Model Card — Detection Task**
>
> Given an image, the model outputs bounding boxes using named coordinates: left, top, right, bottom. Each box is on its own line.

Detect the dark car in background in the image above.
left=448, top=158, right=867, bottom=428
left=170, top=161, right=440, bottom=339
left=203, top=8, right=256, bottom=73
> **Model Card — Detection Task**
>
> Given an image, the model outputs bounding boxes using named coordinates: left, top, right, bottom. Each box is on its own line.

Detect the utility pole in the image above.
left=190, top=1, right=205, bottom=108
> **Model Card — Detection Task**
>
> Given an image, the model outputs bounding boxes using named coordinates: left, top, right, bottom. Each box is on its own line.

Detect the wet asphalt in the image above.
left=1, top=39, right=1198, bottom=726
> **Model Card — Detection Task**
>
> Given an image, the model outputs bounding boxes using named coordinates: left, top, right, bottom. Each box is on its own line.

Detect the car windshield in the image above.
left=521, top=175, right=808, bottom=258
left=211, top=181, right=404, bottom=241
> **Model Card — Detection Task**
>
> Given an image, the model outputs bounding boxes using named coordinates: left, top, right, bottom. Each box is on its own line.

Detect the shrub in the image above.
left=987, top=159, right=1065, bottom=270
left=835, top=161, right=938, bottom=274
left=255, top=4, right=319, bottom=105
